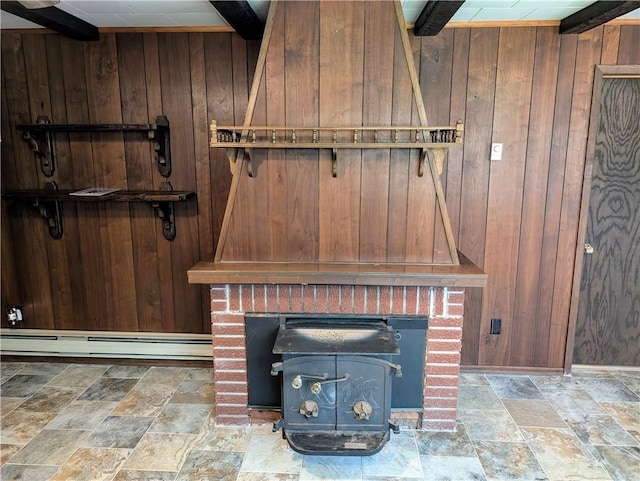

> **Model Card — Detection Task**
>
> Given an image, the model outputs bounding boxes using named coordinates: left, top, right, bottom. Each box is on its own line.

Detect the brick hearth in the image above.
left=208, top=284, right=464, bottom=430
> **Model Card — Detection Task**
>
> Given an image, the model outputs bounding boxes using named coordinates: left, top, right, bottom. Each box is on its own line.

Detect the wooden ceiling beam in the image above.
left=209, top=0, right=264, bottom=41
left=414, top=0, right=465, bottom=36
left=0, top=1, right=98, bottom=41
left=560, top=1, right=640, bottom=34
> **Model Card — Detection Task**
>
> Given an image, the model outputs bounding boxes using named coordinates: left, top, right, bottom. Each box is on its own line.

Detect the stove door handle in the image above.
left=311, top=373, right=350, bottom=394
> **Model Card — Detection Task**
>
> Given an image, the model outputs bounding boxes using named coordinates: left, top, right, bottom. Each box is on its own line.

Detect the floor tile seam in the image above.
left=562, top=407, right=640, bottom=446
left=524, top=440, right=614, bottom=481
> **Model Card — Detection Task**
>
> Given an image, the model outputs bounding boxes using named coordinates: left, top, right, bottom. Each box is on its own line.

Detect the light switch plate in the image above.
left=491, top=143, right=503, bottom=161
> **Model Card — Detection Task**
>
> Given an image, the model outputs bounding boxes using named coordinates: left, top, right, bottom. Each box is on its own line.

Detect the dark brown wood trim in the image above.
left=564, top=65, right=640, bottom=374
left=0, top=1, right=98, bottom=41
left=187, top=257, right=487, bottom=287
left=209, top=0, right=264, bottom=40
left=559, top=1, right=640, bottom=34
left=461, top=365, right=564, bottom=375
left=414, top=1, right=465, bottom=36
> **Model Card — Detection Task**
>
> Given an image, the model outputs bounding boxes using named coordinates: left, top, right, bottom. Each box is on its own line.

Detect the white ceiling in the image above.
left=1, top=0, right=639, bottom=30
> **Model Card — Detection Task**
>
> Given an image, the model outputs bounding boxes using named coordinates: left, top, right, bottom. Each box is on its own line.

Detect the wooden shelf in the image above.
left=3, top=186, right=196, bottom=241
left=187, top=254, right=486, bottom=288
left=210, top=121, right=463, bottom=177
left=2, top=189, right=195, bottom=203
left=16, top=115, right=172, bottom=177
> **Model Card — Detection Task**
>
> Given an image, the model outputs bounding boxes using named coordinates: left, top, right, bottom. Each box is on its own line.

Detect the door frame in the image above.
left=564, top=65, right=640, bottom=374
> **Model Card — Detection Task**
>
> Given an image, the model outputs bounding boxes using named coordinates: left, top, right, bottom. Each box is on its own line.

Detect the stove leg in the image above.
left=273, top=418, right=284, bottom=433
left=388, top=420, right=400, bottom=434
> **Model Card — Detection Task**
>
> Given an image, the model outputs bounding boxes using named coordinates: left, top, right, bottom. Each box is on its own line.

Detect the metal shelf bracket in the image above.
left=152, top=200, right=177, bottom=241
left=32, top=181, right=63, bottom=239
left=22, top=116, right=56, bottom=177
left=148, top=115, right=172, bottom=177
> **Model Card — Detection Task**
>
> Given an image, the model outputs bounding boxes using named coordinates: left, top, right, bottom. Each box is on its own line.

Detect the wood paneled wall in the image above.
left=1, top=32, right=255, bottom=333
left=424, top=25, right=640, bottom=367
left=2, top=23, right=638, bottom=367
left=218, top=1, right=455, bottom=265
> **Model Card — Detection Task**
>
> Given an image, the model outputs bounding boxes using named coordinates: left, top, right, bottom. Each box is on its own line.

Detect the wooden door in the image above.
left=573, top=76, right=640, bottom=366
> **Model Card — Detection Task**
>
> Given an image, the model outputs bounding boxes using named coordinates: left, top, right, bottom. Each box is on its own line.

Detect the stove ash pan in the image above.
left=270, top=320, right=402, bottom=455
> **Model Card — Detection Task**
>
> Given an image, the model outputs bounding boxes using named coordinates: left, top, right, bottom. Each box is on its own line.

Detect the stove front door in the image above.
left=282, top=355, right=393, bottom=433
left=282, top=355, right=336, bottom=431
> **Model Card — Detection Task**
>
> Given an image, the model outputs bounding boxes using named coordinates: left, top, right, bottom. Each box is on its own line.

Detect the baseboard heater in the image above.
left=0, top=329, right=213, bottom=361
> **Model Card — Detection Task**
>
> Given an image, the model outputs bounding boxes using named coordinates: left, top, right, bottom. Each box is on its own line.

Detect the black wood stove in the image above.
left=270, top=318, right=402, bottom=455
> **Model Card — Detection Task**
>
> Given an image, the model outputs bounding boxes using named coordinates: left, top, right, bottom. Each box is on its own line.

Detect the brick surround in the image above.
left=209, top=284, right=464, bottom=430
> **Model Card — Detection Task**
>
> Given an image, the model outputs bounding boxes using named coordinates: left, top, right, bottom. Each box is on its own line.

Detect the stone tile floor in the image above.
left=1, top=362, right=639, bottom=481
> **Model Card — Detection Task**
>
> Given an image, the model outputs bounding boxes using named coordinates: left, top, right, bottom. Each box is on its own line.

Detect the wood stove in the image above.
left=270, top=318, right=402, bottom=455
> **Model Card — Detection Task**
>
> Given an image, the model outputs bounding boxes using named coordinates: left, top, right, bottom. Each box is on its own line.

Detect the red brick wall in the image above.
left=210, top=284, right=464, bottom=430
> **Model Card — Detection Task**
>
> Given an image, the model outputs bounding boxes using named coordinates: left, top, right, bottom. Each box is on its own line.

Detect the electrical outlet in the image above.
left=490, top=318, right=502, bottom=335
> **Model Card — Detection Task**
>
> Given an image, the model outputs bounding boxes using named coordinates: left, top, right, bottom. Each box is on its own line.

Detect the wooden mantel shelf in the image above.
left=188, top=253, right=486, bottom=288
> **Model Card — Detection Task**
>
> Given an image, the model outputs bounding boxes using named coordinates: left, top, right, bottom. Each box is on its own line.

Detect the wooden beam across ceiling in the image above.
left=414, top=0, right=465, bottom=36
left=0, top=1, right=98, bottom=41
left=209, top=0, right=264, bottom=40
left=559, top=1, right=640, bottom=34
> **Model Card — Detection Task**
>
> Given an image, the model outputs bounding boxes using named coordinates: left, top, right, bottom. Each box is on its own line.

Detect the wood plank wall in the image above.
left=1, top=32, right=254, bottom=334
left=1, top=24, right=638, bottom=367
left=425, top=25, right=640, bottom=368
left=218, top=1, right=455, bottom=265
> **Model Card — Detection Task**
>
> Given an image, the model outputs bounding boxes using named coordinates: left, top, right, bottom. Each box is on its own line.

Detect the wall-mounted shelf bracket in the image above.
left=245, top=149, right=255, bottom=177
left=17, top=115, right=172, bottom=178
left=332, top=148, right=338, bottom=177
left=148, top=115, right=171, bottom=177
left=418, top=149, right=427, bottom=177
left=151, top=200, right=176, bottom=241
left=22, top=116, right=56, bottom=177
left=30, top=181, right=63, bottom=239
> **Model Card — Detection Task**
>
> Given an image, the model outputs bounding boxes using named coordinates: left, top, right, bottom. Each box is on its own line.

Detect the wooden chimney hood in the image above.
left=189, top=0, right=485, bottom=287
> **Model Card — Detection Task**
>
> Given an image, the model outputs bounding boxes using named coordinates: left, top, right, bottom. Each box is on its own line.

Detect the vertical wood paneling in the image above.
left=533, top=34, right=578, bottom=367
left=418, top=30, right=454, bottom=263
left=84, top=36, right=137, bottom=331
left=116, top=32, right=163, bottom=331
left=265, top=6, right=287, bottom=260
left=510, top=28, right=560, bottom=366
left=59, top=36, right=106, bottom=330
left=204, top=34, right=235, bottom=250
left=386, top=25, right=412, bottom=263
left=457, top=28, right=498, bottom=364
left=548, top=27, right=603, bottom=368
left=618, top=26, right=640, bottom=64
left=446, top=28, right=470, bottom=240
left=142, top=33, right=176, bottom=330
left=1, top=85, right=21, bottom=313
left=479, top=27, right=536, bottom=366
left=22, top=35, right=76, bottom=326
left=157, top=33, right=201, bottom=331
left=189, top=32, right=214, bottom=331
left=284, top=1, right=319, bottom=260
left=318, top=1, right=364, bottom=261
left=43, top=35, right=87, bottom=328
left=360, top=1, right=393, bottom=262
left=2, top=34, right=55, bottom=328
left=601, top=26, right=620, bottom=64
